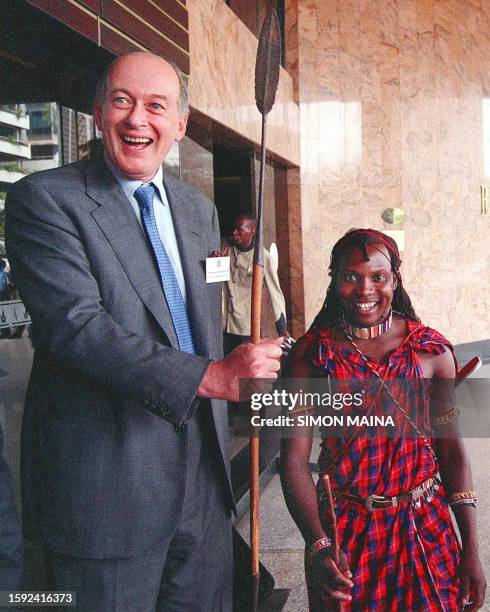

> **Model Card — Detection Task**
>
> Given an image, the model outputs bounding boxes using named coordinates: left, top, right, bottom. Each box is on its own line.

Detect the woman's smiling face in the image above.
left=336, top=243, right=397, bottom=327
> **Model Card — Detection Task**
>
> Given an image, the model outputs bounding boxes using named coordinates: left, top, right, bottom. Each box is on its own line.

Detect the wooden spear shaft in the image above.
left=250, top=111, right=267, bottom=610
left=250, top=257, right=263, bottom=610
left=321, top=473, right=344, bottom=612
left=250, top=9, right=280, bottom=610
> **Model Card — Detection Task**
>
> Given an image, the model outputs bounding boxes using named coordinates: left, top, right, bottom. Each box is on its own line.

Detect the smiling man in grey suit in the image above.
left=5, top=52, right=282, bottom=611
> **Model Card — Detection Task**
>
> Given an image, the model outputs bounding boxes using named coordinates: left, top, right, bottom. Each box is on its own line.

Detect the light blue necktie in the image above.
left=134, top=184, right=195, bottom=354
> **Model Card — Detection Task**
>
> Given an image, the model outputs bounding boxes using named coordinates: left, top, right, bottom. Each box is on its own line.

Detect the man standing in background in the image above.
left=222, top=214, right=289, bottom=355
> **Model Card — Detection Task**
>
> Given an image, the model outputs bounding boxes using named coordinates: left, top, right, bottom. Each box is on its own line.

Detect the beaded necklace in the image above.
left=343, top=310, right=392, bottom=339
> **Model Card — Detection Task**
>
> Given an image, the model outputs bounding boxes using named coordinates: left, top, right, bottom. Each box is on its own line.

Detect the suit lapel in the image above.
left=86, top=160, right=179, bottom=348
left=164, top=176, right=213, bottom=358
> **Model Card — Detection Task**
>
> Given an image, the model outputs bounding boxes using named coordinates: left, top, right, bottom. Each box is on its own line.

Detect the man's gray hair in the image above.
left=95, top=53, right=189, bottom=117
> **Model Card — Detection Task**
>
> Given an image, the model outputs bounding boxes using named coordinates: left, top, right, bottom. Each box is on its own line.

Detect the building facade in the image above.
left=0, top=104, right=31, bottom=254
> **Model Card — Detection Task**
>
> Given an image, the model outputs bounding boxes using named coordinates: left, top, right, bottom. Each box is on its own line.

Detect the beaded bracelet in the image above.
left=431, top=406, right=460, bottom=426
left=306, top=536, right=332, bottom=566
left=448, top=490, right=477, bottom=509
left=450, top=498, right=477, bottom=509
left=448, top=490, right=477, bottom=503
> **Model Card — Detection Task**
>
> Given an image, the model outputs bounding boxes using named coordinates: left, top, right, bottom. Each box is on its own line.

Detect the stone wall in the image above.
left=295, top=0, right=490, bottom=343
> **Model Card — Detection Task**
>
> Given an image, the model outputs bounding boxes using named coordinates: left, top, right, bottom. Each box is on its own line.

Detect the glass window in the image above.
left=31, top=144, right=57, bottom=160
left=29, top=110, right=52, bottom=137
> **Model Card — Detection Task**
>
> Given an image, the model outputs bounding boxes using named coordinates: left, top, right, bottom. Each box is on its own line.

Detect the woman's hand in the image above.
left=459, top=546, right=487, bottom=610
left=308, top=547, right=354, bottom=602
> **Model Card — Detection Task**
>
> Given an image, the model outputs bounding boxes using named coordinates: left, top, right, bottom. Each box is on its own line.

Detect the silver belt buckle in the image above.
left=364, top=494, right=388, bottom=512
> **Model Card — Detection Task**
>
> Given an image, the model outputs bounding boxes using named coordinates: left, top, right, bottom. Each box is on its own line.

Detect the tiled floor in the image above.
left=236, top=474, right=309, bottom=611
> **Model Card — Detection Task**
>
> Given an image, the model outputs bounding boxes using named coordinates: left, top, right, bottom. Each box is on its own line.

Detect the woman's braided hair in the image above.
left=312, top=228, right=419, bottom=328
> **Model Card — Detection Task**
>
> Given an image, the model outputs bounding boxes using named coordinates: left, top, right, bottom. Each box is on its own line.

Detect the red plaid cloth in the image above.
left=305, top=320, right=460, bottom=611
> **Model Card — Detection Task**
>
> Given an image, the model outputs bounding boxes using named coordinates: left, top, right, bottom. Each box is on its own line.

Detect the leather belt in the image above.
left=334, top=477, right=439, bottom=513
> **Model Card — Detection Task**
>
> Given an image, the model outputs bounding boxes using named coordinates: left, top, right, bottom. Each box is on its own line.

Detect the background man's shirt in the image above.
left=222, top=244, right=286, bottom=336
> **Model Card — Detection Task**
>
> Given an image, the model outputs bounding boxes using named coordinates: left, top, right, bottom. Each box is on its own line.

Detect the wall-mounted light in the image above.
left=382, top=207, right=406, bottom=224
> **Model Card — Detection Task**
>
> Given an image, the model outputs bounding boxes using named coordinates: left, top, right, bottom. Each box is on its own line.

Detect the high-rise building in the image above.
left=0, top=104, right=30, bottom=254
left=23, top=102, right=59, bottom=172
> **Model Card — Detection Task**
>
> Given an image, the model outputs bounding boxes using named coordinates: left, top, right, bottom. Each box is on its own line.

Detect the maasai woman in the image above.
left=281, top=229, right=486, bottom=611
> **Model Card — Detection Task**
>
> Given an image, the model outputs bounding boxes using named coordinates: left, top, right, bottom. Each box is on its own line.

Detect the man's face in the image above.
left=94, top=53, right=187, bottom=182
left=231, top=217, right=256, bottom=250
left=337, top=244, right=397, bottom=327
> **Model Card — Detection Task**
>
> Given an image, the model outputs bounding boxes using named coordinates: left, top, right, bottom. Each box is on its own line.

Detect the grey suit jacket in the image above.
left=5, top=157, right=232, bottom=558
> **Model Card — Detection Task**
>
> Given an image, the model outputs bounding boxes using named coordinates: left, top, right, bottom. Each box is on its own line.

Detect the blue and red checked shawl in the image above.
left=306, top=320, right=460, bottom=611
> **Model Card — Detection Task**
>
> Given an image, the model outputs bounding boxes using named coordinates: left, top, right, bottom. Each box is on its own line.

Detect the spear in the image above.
left=250, top=6, right=281, bottom=611
left=320, top=473, right=344, bottom=612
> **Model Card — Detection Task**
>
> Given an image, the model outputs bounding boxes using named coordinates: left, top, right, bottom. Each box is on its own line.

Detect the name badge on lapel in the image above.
left=206, top=256, right=230, bottom=283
